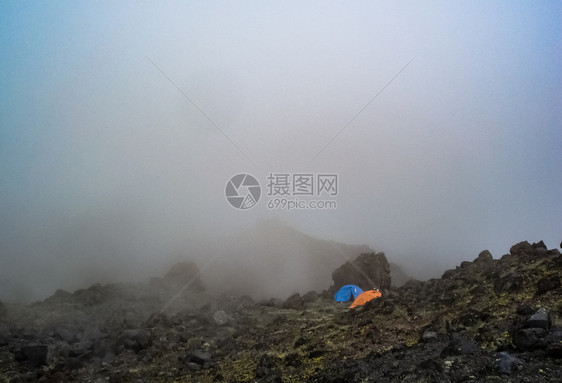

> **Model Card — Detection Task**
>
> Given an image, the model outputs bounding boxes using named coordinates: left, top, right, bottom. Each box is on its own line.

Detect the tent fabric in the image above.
left=349, top=289, right=382, bottom=308
left=334, top=285, right=364, bottom=302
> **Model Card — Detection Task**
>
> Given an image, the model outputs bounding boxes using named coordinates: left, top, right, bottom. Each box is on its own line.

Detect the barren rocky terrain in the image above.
left=0, top=240, right=560, bottom=382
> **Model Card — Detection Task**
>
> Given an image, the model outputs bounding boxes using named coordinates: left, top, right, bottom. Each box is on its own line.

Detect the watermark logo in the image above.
left=225, top=173, right=338, bottom=210
left=225, top=173, right=261, bottom=210
left=267, top=173, right=338, bottom=197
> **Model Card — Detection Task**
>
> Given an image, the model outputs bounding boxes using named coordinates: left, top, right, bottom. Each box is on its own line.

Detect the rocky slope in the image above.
left=0, top=241, right=560, bottom=382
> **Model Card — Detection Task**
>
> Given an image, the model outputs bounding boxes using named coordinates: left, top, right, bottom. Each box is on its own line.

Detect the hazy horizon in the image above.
left=1, top=1, right=561, bottom=302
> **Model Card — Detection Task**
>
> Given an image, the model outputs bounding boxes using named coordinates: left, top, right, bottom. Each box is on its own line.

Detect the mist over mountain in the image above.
left=1, top=1, right=560, bottom=306
left=203, top=218, right=374, bottom=299
left=1, top=215, right=419, bottom=302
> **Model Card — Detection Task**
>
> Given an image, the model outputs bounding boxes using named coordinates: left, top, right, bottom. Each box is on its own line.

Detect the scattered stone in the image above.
left=82, top=325, right=104, bottom=341
left=537, top=276, right=560, bottom=295
left=102, top=352, right=115, bottom=365
left=67, top=356, right=83, bottom=370
left=236, top=295, right=254, bottom=310
left=0, top=323, right=11, bottom=347
left=545, top=330, right=562, bottom=358
left=269, top=298, right=284, bottom=308
left=495, top=351, right=522, bottom=374
left=362, top=296, right=394, bottom=314
left=514, top=328, right=547, bottom=351
left=420, top=330, right=438, bottom=343
left=161, top=261, right=204, bottom=291
left=494, top=275, right=523, bottom=293
left=69, top=340, right=94, bottom=358
left=516, top=303, right=535, bottom=316
left=1, top=239, right=560, bottom=382
left=282, top=293, right=304, bottom=310
left=14, top=343, right=48, bottom=367
left=72, top=283, right=114, bottom=306
left=302, top=291, right=319, bottom=303
left=294, top=337, right=307, bottom=348
left=417, top=358, right=442, bottom=373
left=118, top=329, right=151, bottom=353
left=525, top=308, right=551, bottom=330
left=212, top=310, right=229, bottom=326
left=187, top=349, right=210, bottom=365
left=255, top=354, right=282, bottom=382
left=54, top=327, right=78, bottom=343
left=441, top=335, right=480, bottom=356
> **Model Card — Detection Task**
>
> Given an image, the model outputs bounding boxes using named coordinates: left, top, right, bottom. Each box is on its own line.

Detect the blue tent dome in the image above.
left=334, top=284, right=364, bottom=302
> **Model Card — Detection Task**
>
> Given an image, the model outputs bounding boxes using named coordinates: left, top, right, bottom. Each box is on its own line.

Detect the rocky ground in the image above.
left=0, top=240, right=561, bottom=382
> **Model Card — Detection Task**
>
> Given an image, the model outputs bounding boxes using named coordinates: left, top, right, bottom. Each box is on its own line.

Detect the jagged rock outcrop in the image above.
left=151, top=261, right=204, bottom=291
left=331, top=252, right=391, bottom=292
left=282, top=293, right=305, bottom=310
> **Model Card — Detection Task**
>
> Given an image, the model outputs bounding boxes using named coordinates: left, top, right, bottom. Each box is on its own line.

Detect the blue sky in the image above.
left=1, top=1, right=561, bottom=300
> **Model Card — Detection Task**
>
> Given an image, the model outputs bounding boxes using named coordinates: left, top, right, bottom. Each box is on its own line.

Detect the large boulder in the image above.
left=117, top=329, right=151, bottom=353
left=14, top=343, right=48, bottom=367
left=283, top=293, right=305, bottom=310
left=331, top=252, right=391, bottom=292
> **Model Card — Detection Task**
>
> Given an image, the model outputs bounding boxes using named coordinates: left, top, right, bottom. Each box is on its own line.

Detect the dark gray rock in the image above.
left=236, top=295, right=254, bottom=310
left=526, top=308, right=550, bottom=330
left=66, top=356, right=83, bottom=370
left=495, top=351, right=522, bottom=374
left=510, top=241, right=533, bottom=256
left=494, top=275, right=524, bottom=293
left=474, top=250, right=494, bottom=263
left=514, top=328, right=547, bottom=350
left=118, top=329, right=151, bottom=353
left=302, top=291, right=319, bottom=302
left=269, top=298, right=284, bottom=308
left=82, top=325, right=104, bottom=341
left=282, top=293, right=304, bottom=310
left=14, top=343, right=48, bottom=367
left=93, top=339, right=111, bottom=359
left=441, top=335, right=480, bottom=356
left=537, top=276, right=560, bottom=295
left=101, top=351, right=115, bottom=364
left=0, top=323, right=10, bottom=347
left=54, top=327, right=78, bottom=343
left=212, top=310, right=229, bottom=326
left=516, top=303, right=535, bottom=315
left=420, top=330, right=438, bottom=343
left=545, top=329, right=562, bottom=358
left=331, top=252, right=391, bottom=291
left=187, top=349, right=210, bottom=365
left=255, top=353, right=283, bottom=383
left=160, top=261, right=204, bottom=291
left=69, top=340, right=94, bottom=358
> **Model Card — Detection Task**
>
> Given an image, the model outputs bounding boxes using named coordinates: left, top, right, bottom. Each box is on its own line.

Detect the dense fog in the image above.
left=1, top=1, right=560, bottom=302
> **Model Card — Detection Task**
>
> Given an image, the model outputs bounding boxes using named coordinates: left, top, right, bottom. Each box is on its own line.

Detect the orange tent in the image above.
left=349, top=289, right=382, bottom=308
